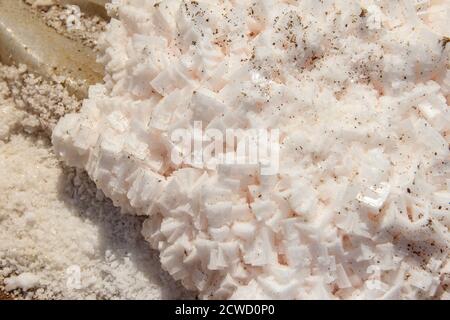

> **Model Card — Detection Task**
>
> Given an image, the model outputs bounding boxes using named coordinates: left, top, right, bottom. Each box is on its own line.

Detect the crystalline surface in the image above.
left=53, top=0, right=450, bottom=299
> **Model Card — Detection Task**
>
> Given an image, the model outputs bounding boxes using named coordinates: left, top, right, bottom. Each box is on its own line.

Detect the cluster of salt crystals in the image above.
left=53, top=0, right=450, bottom=299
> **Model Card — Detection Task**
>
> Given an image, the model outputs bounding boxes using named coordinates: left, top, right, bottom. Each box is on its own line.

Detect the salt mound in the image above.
left=0, top=63, right=192, bottom=300
left=53, top=0, right=450, bottom=299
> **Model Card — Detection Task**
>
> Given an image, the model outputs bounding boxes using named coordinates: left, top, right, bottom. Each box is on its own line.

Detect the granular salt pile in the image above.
left=0, top=64, right=192, bottom=299
left=1, top=3, right=192, bottom=300
left=1, top=0, right=450, bottom=300
left=0, top=64, right=81, bottom=138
